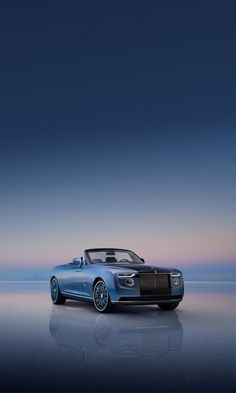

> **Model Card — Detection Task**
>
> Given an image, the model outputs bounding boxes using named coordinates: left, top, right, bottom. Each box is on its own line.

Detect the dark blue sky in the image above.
left=1, top=1, right=236, bottom=131
left=0, top=1, right=235, bottom=268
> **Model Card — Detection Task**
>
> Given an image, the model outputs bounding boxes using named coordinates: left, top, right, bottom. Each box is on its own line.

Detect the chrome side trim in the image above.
left=61, top=291, right=93, bottom=302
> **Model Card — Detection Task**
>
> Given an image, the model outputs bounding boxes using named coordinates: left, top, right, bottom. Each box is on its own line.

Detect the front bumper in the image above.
left=112, top=272, right=184, bottom=303
left=112, top=295, right=183, bottom=305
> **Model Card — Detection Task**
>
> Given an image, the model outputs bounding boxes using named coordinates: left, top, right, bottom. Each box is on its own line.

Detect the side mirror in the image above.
left=72, top=257, right=84, bottom=267
left=140, top=258, right=145, bottom=263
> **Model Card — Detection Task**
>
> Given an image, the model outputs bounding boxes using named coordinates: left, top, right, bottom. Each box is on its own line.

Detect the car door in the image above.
left=58, top=262, right=82, bottom=294
left=59, top=260, right=91, bottom=297
left=74, top=262, right=91, bottom=297
left=66, top=260, right=92, bottom=297
left=67, top=261, right=84, bottom=295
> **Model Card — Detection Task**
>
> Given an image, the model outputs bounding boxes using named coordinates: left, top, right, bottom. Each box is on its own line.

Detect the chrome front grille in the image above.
left=139, top=273, right=170, bottom=294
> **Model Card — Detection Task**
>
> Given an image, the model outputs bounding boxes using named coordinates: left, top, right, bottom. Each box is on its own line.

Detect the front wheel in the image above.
left=157, top=301, right=179, bottom=310
left=93, top=280, right=114, bottom=313
left=50, top=278, right=66, bottom=305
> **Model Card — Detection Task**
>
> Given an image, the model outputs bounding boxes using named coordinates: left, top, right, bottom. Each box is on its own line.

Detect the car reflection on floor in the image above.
left=49, top=302, right=183, bottom=366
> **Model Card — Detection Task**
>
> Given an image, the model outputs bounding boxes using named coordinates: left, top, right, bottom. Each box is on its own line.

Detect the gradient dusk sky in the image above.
left=0, top=1, right=236, bottom=277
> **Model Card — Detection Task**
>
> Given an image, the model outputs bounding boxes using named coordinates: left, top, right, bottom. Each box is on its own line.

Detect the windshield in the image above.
left=87, top=249, right=143, bottom=264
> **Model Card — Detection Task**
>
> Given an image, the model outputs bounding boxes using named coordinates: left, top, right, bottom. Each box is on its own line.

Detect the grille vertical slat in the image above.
left=139, top=274, right=156, bottom=290
left=156, top=274, right=170, bottom=289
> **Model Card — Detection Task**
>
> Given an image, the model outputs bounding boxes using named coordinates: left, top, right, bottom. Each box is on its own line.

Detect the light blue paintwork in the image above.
left=50, top=249, right=184, bottom=304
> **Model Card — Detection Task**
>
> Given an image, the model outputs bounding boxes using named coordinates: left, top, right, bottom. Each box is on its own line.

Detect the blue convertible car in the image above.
left=50, top=248, right=184, bottom=313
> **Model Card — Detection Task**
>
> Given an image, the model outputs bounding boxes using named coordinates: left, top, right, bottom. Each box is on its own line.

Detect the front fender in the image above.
left=92, top=269, right=140, bottom=302
left=92, top=269, right=116, bottom=298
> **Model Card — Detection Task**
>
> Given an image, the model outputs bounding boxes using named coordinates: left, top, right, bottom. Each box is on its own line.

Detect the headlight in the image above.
left=125, top=278, right=135, bottom=287
left=116, top=273, right=135, bottom=278
left=173, top=277, right=180, bottom=286
left=116, top=273, right=136, bottom=287
left=170, top=272, right=180, bottom=277
left=171, top=272, right=181, bottom=286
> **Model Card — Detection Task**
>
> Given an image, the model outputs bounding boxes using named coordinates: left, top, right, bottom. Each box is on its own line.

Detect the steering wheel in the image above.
left=119, top=259, right=130, bottom=263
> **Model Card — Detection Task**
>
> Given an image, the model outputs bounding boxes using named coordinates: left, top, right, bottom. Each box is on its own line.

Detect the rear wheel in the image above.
left=50, top=277, right=66, bottom=305
left=93, top=280, right=114, bottom=313
left=157, top=301, right=179, bottom=310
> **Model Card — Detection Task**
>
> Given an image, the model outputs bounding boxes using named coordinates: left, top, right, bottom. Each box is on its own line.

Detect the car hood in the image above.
left=98, top=263, right=173, bottom=274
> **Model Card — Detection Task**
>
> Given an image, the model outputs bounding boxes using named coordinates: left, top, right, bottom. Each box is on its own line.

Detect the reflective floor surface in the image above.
left=0, top=282, right=235, bottom=392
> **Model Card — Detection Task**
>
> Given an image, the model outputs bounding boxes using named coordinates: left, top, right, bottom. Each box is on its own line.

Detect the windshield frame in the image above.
left=85, top=248, right=144, bottom=265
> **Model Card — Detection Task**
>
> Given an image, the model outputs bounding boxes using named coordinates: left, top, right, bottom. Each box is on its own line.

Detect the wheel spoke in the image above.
left=94, top=281, right=109, bottom=311
left=51, top=279, right=58, bottom=301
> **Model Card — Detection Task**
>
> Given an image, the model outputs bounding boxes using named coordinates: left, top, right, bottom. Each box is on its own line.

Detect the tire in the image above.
left=157, top=301, right=179, bottom=311
left=50, top=277, right=66, bottom=305
left=93, top=280, right=114, bottom=313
